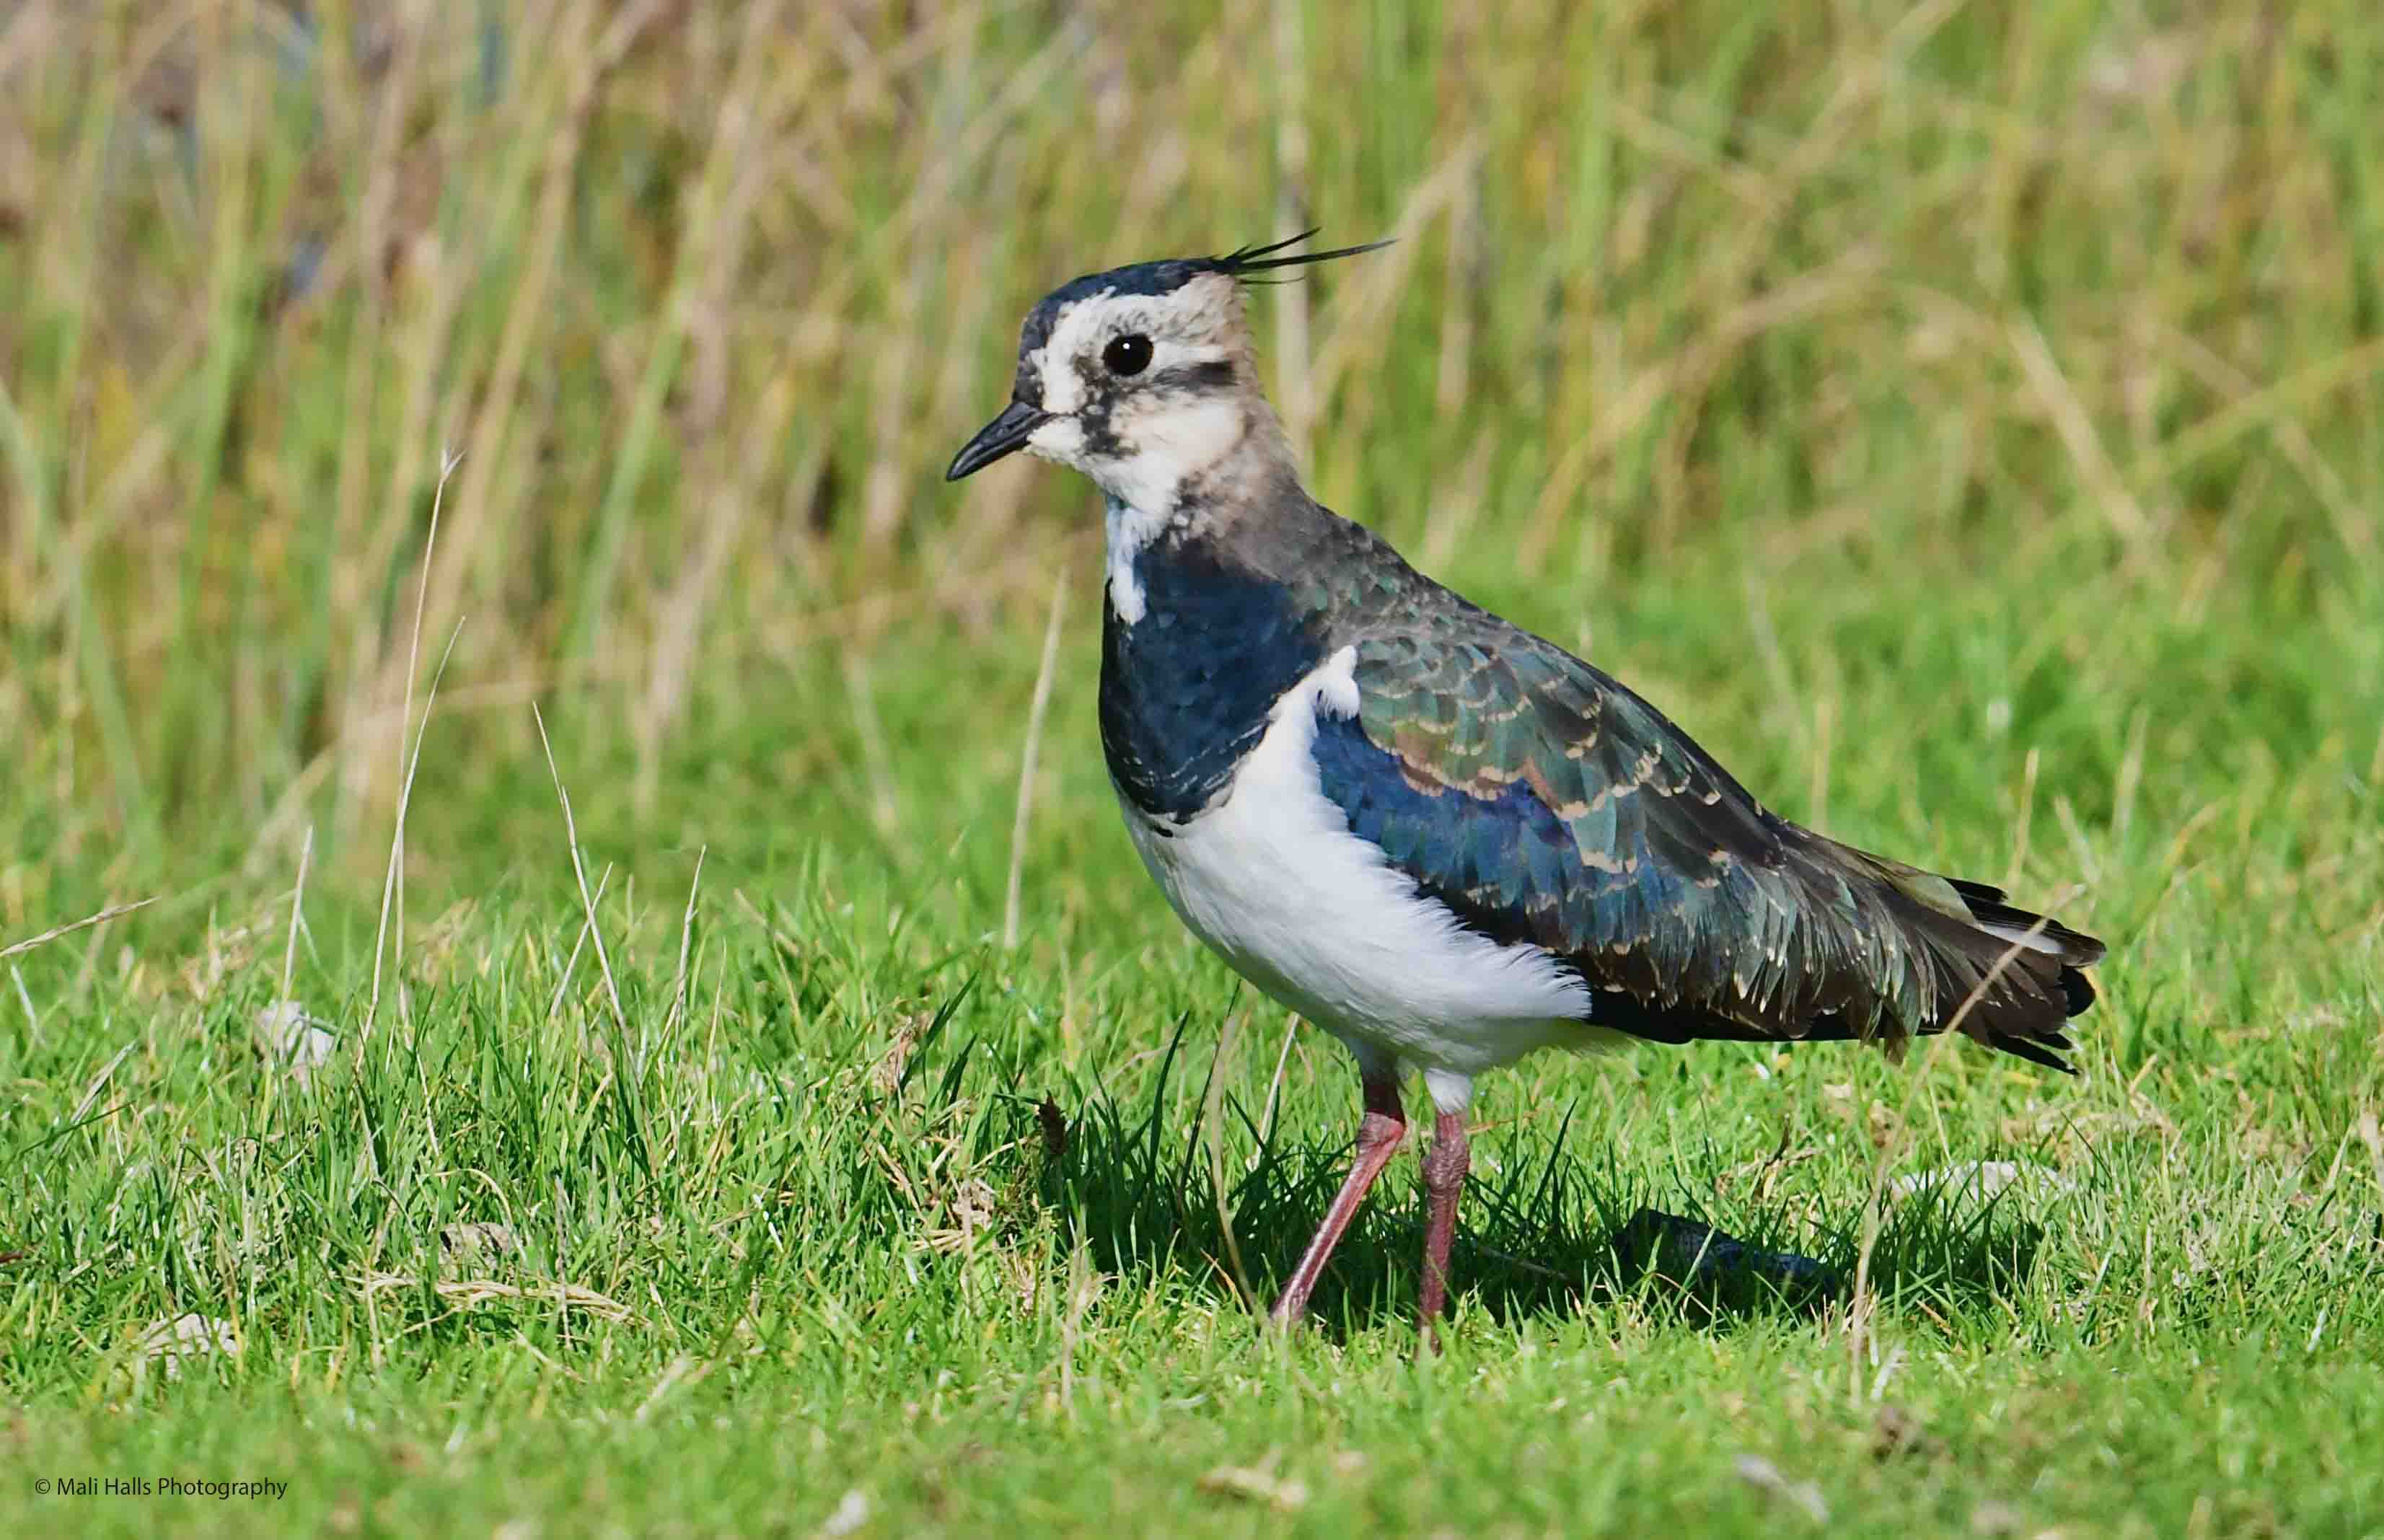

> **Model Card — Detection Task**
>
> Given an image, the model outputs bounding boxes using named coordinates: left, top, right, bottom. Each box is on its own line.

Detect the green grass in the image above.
left=4, top=1, right=2384, bottom=1534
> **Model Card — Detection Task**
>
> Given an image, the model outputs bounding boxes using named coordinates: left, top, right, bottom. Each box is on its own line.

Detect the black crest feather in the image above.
left=1213, top=228, right=1394, bottom=282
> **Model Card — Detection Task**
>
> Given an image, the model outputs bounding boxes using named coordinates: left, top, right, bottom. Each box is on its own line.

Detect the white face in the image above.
left=1019, top=276, right=1253, bottom=514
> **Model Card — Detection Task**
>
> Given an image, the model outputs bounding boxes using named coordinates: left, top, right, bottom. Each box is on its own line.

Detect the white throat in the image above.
left=1094, top=392, right=1245, bottom=506
left=1085, top=391, right=1254, bottom=628
left=1103, top=495, right=1169, bottom=625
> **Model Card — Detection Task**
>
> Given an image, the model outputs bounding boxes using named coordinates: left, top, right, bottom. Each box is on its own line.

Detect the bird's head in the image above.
left=945, top=232, right=1388, bottom=514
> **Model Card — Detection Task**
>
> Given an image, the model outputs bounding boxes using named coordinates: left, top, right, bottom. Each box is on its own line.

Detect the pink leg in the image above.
left=1417, top=1110, right=1469, bottom=1332
left=1269, top=1070, right=1406, bottom=1324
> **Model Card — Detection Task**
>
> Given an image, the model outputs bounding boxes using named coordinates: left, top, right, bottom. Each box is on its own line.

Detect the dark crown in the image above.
left=1016, top=230, right=1391, bottom=357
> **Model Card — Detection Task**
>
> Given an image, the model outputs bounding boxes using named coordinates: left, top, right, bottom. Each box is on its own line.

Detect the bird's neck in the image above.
left=1092, top=392, right=1315, bottom=614
left=1091, top=410, right=1430, bottom=821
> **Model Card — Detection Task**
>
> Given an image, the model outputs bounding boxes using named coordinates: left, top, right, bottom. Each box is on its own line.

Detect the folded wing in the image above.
left=1309, top=624, right=2103, bottom=1068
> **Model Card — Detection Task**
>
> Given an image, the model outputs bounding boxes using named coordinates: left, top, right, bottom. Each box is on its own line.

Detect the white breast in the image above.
left=1117, top=647, right=1615, bottom=1109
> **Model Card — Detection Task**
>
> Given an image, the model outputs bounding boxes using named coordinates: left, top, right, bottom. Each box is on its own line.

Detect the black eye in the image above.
left=1101, top=334, right=1153, bottom=377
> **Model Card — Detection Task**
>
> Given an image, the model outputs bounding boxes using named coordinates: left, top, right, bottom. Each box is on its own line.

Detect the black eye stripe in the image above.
left=1149, top=359, right=1235, bottom=391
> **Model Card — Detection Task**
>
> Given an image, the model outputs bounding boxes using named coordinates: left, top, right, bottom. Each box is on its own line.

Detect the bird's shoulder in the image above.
left=1281, top=522, right=1780, bottom=868
left=1357, top=625, right=1767, bottom=840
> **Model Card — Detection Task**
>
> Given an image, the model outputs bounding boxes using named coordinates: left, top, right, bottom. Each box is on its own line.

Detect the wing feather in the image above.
left=1311, top=622, right=2101, bottom=1065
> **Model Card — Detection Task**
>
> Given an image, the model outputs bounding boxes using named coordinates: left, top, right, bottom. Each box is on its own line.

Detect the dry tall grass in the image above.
left=1, top=0, right=2375, bottom=893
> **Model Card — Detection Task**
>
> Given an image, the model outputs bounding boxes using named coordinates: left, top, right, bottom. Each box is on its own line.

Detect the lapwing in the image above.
left=946, top=233, right=2105, bottom=1331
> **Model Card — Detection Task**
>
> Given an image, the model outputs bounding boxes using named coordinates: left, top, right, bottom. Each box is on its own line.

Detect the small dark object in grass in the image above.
left=1037, top=1098, right=1070, bottom=1161
left=1607, top=1207, right=1839, bottom=1311
left=1871, top=1403, right=1940, bottom=1461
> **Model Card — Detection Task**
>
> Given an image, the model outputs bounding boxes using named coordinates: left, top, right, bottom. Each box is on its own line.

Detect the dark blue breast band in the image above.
left=1098, top=536, right=1327, bottom=822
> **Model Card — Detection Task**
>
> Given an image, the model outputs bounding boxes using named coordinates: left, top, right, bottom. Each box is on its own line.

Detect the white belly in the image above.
left=1117, top=648, right=1614, bottom=1106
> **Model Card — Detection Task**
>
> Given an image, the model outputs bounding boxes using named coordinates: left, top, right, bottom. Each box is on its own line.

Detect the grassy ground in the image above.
left=5, top=1, right=2384, bottom=1534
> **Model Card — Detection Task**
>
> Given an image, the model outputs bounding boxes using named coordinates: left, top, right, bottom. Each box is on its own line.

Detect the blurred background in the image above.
left=1, top=0, right=2378, bottom=962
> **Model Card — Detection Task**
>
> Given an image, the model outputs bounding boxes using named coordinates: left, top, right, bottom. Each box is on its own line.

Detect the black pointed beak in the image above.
left=945, top=399, right=1051, bottom=481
